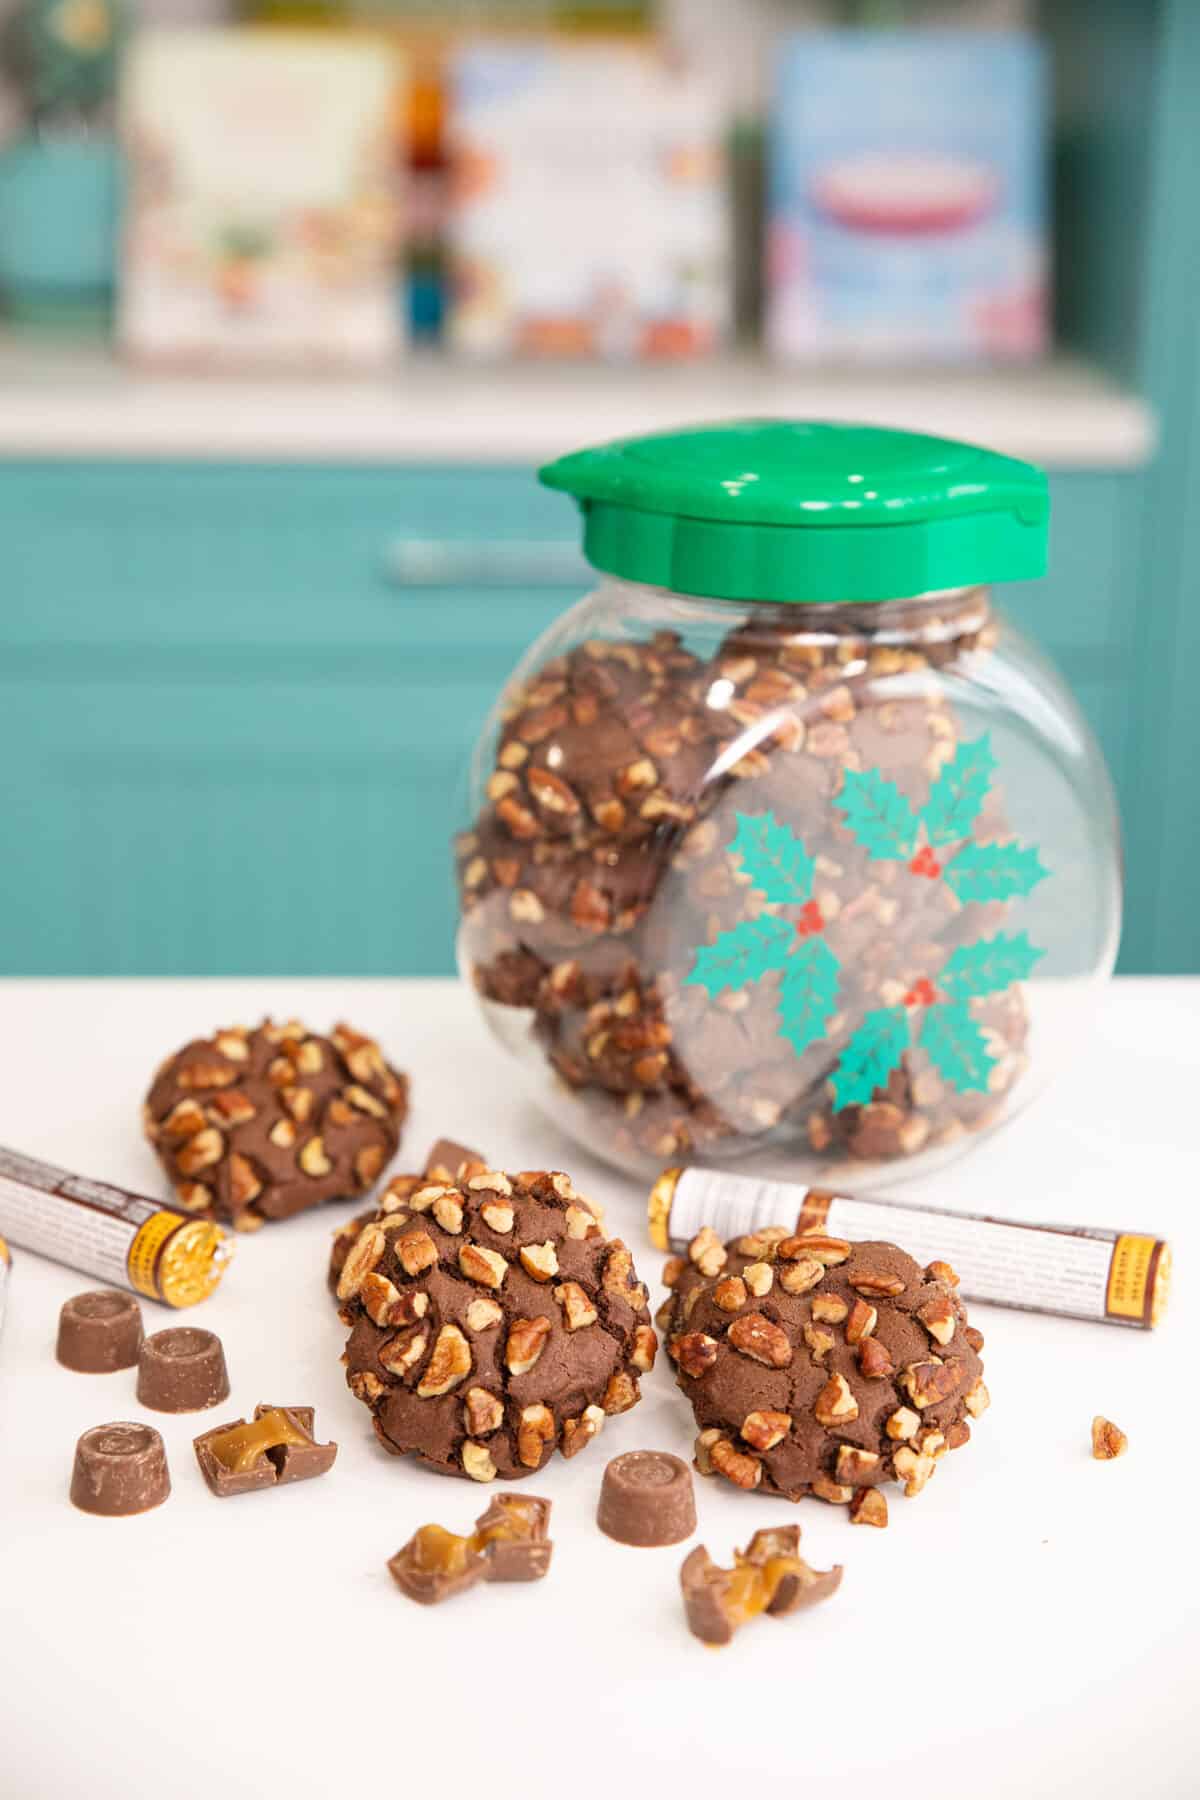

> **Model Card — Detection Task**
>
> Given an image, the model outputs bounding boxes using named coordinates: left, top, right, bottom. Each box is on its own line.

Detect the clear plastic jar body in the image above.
left=456, top=576, right=1120, bottom=1183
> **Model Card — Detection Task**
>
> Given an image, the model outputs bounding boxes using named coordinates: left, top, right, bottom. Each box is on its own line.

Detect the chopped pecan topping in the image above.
left=850, top=1268, right=906, bottom=1298
left=741, top=1409, right=791, bottom=1452
left=671, top=1331, right=719, bottom=1378
left=835, top=1445, right=880, bottom=1485
left=849, top=1486, right=888, bottom=1528
left=925, top=1259, right=960, bottom=1287
left=458, top=1243, right=509, bottom=1289
left=713, top=1275, right=748, bottom=1312
left=814, top=1372, right=858, bottom=1427
left=600, top=1370, right=640, bottom=1415
left=687, top=1226, right=727, bottom=1278
left=892, top=1444, right=937, bottom=1497
left=629, top=1325, right=658, bottom=1373
left=661, top=1255, right=686, bottom=1289
left=396, top=1228, right=438, bottom=1278
left=886, top=1406, right=921, bottom=1441
left=336, top=1222, right=386, bottom=1300
left=417, top=1324, right=472, bottom=1398
left=810, top=1294, right=849, bottom=1324
left=742, top=1261, right=774, bottom=1298
left=463, top=1387, right=504, bottom=1436
left=464, top=1296, right=503, bottom=1332
left=845, top=1298, right=877, bottom=1344
left=810, top=1475, right=853, bottom=1504
left=561, top=1405, right=606, bottom=1457
left=432, top=1193, right=464, bottom=1234
left=857, top=1336, right=896, bottom=1380
left=461, top=1442, right=497, bottom=1482
left=505, top=1316, right=553, bottom=1376
left=964, top=1377, right=991, bottom=1418
left=709, top=1438, right=762, bottom=1490
left=918, top=1295, right=957, bottom=1346
left=520, top=1241, right=559, bottom=1282
left=728, top=1312, right=793, bottom=1369
left=1091, top=1415, right=1128, bottom=1460
left=480, top=1201, right=514, bottom=1233
left=517, top=1403, right=556, bottom=1469
left=779, top=1257, right=824, bottom=1296
left=555, top=1281, right=599, bottom=1332
left=901, top=1359, right=964, bottom=1409
left=803, top=1323, right=836, bottom=1364
left=378, top=1327, right=428, bottom=1378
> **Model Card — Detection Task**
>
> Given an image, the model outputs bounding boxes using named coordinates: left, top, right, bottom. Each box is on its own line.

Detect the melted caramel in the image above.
left=724, top=1556, right=804, bottom=1627
left=208, top=1408, right=311, bottom=1473
left=410, top=1500, right=542, bottom=1573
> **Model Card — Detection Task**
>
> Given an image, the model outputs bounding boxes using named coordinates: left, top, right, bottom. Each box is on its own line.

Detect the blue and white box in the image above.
left=768, top=32, right=1048, bottom=362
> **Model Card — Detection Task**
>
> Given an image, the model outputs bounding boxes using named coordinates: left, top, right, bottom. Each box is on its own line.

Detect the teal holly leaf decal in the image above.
left=777, top=938, right=840, bottom=1058
left=922, top=733, right=997, bottom=847
left=941, top=930, right=1045, bottom=1001
left=729, top=811, right=815, bottom=904
left=687, top=914, right=793, bottom=997
left=831, top=1007, right=910, bottom=1112
left=920, top=1001, right=996, bottom=1095
left=943, top=841, right=1049, bottom=903
left=835, top=767, right=920, bottom=861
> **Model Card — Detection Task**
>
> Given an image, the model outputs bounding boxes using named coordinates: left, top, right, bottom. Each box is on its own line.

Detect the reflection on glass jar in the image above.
left=455, top=423, right=1120, bottom=1184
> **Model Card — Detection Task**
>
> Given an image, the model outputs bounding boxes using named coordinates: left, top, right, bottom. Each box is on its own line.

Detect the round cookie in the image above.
left=337, top=1167, right=657, bottom=1483
left=144, top=1018, right=408, bottom=1230
left=660, top=1228, right=987, bottom=1511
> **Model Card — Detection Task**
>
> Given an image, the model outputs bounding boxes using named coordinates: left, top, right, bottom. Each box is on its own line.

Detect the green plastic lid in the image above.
left=539, top=419, right=1049, bottom=604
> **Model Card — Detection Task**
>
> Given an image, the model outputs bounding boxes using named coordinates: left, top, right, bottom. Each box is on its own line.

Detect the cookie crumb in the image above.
left=1091, top=1416, right=1128, bottom=1460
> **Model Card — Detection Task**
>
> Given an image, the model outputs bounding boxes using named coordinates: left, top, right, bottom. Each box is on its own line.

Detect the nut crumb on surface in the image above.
left=1091, top=1416, right=1128, bottom=1461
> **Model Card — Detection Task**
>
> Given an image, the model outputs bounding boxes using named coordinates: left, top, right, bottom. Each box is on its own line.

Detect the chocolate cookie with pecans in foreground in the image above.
left=337, top=1167, right=656, bottom=1482
left=144, top=1019, right=408, bottom=1230
left=660, top=1227, right=988, bottom=1520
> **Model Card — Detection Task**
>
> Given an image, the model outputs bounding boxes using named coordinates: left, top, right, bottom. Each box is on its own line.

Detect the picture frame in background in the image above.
left=119, top=29, right=404, bottom=370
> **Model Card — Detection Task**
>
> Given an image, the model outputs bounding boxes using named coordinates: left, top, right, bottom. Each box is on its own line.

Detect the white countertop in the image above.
left=0, top=342, right=1157, bottom=467
left=0, top=976, right=1195, bottom=1800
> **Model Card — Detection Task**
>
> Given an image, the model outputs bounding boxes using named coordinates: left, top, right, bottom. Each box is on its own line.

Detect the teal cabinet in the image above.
left=0, top=455, right=1164, bottom=977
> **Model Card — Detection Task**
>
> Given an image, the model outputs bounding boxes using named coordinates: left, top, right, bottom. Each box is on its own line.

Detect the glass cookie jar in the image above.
left=455, top=421, right=1121, bottom=1183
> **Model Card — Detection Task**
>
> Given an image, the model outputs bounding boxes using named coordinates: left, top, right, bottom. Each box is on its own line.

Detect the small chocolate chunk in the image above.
left=70, top=1421, right=171, bottom=1516
left=680, top=1526, right=842, bottom=1647
left=597, top=1449, right=696, bottom=1547
left=388, top=1492, right=553, bottom=1605
left=194, top=1404, right=337, bottom=1497
left=56, top=1290, right=144, bottom=1374
left=424, top=1139, right=485, bottom=1183
left=136, top=1326, right=230, bottom=1413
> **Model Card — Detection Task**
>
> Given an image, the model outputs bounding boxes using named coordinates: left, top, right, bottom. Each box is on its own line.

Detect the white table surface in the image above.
left=0, top=976, right=1195, bottom=1800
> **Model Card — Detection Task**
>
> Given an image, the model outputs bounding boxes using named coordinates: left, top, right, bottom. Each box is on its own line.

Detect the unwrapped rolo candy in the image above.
left=388, top=1493, right=553, bottom=1605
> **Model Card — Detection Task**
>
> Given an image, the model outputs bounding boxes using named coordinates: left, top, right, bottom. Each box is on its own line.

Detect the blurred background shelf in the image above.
left=0, top=342, right=1156, bottom=467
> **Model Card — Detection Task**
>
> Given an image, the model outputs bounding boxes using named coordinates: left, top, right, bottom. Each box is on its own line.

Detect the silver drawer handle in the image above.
left=384, top=537, right=589, bottom=588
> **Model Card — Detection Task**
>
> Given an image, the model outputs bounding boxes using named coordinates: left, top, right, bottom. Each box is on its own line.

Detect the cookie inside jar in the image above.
left=456, top=421, right=1120, bottom=1184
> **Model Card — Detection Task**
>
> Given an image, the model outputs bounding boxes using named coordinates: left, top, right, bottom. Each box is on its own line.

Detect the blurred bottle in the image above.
left=0, top=0, right=127, bottom=328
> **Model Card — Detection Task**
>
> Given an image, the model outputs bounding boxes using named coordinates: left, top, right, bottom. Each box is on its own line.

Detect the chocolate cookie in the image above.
left=660, top=1228, right=987, bottom=1511
left=144, top=1019, right=408, bottom=1230
left=337, top=1167, right=656, bottom=1482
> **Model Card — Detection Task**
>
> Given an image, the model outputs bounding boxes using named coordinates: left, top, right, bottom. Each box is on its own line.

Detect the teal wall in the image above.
left=0, top=454, right=1184, bottom=977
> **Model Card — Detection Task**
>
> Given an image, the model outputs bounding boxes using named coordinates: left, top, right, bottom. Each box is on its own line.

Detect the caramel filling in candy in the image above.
left=411, top=1498, right=544, bottom=1574
left=207, top=1408, right=312, bottom=1474
left=724, top=1555, right=806, bottom=1627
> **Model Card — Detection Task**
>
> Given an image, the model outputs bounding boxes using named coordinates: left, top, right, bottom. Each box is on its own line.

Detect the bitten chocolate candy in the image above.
left=56, top=1290, right=144, bottom=1373
left=70, top=1421, right=171, bottom=1516
left=388, top=1493, right=553, bottom=1605
left=137, top=1326, right=230, bottom=1413
left=680, top=1526, right=842, bottom=1647
left=597, top=1450, right=696, bottom=1547
left=194, top=1405, right=337, bottom=1498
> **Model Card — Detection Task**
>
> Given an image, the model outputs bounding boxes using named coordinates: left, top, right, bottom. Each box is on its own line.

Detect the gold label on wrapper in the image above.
left=650, top=1166, right=1170, bottom=1331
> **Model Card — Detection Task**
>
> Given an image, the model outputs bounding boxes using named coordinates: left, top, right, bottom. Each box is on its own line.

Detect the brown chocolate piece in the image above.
left=194, top=1404, right=337, bottom=1497
left=663, top=1232, right=984, bottom=1507
left=56, top=1290, right=144, bottom=1373
left=339, top=1165, right=654, bottom=1483
left=70, top=1421, right=171, bottom=1516
left=388, top=1493, right=553, bottom=1605
left=136, top=1325, right=230, bottom=1413
left=680, top=1526, right=842, bottom=1647
left=597, top=1450, right=696, bottom=1547
left=424, top=1139, right=485, bottom=1183
left=143, top=1018, right=408, bottom=1230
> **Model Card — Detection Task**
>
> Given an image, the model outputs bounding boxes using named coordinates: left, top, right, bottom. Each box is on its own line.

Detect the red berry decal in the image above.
left=903, top=977, right=937, bottom=1008
left=908, top=846, right=941, bottom=879
left=794, top=899, right=825, bottom=938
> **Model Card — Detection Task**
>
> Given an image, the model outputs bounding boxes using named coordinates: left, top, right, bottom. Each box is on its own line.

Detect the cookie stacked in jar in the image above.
left=456, top=422, right=1120, bottom=1184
